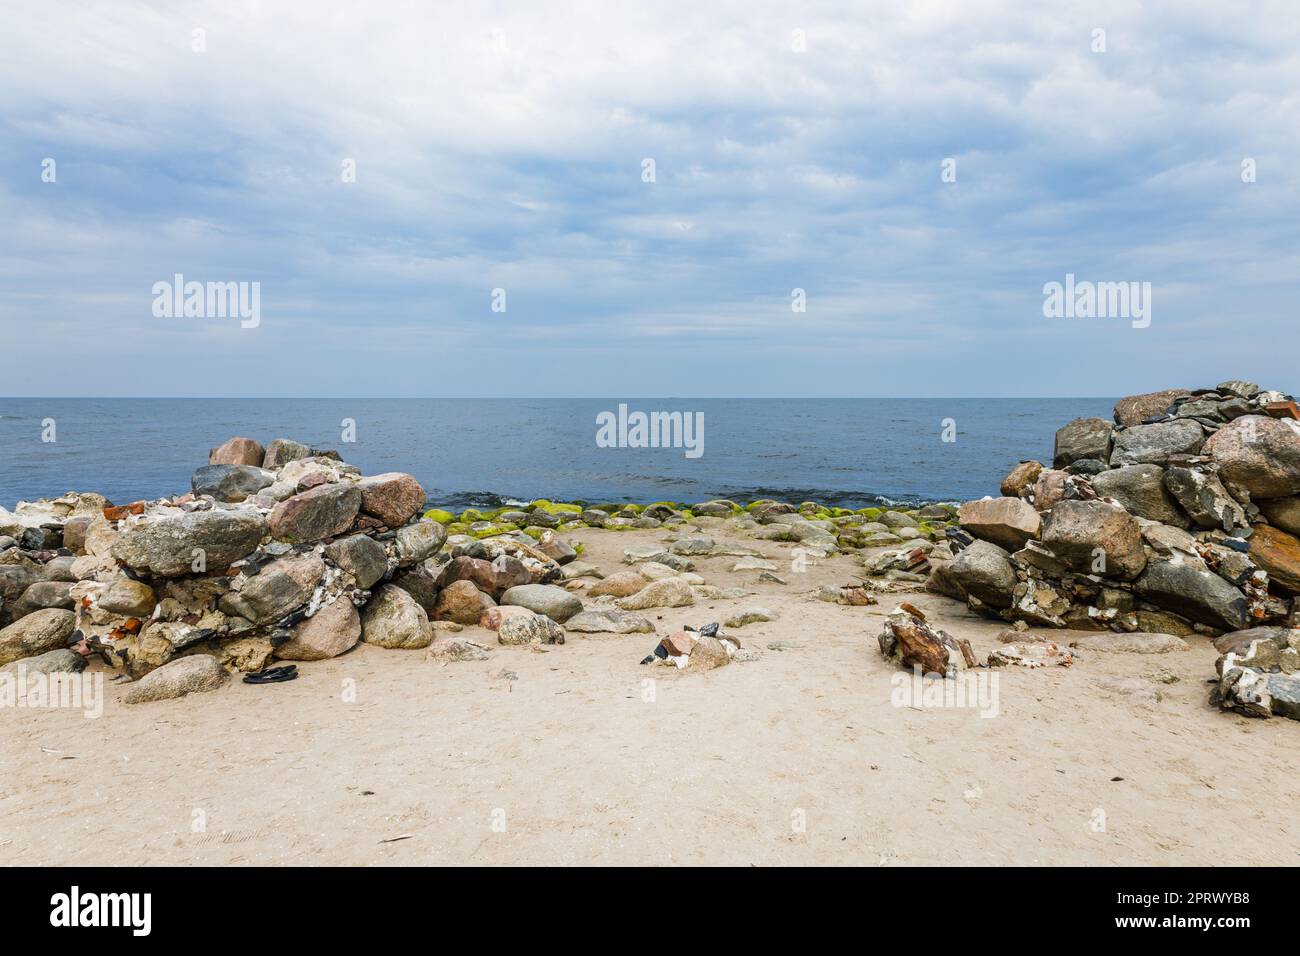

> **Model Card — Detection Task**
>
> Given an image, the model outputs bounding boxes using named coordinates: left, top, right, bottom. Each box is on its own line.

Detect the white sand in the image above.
left=3, top=525, right=1297, bottom=866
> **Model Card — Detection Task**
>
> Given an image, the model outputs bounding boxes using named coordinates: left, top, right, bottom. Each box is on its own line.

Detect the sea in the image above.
left=0, top=397, right=1115, bottom=510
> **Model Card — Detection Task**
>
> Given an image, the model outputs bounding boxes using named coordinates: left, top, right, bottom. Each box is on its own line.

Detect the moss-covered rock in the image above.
left=423, top=508, right=455, bottom=524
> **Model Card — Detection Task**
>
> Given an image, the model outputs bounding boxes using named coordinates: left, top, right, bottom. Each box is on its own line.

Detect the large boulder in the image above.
left=1134, top=559, right=1249, bottom=631
left=1248, top=524, right=1300, bottom=594
left=0, top=647, right=85, bottom=676
left=262, top=438, right=312, bottom=469
left=219, top=554, right=324, bottom=625
left=208, top=436, right=264, bottom=467
left=588, top=570, right=649, bottom=598
left=497, top=613, right=566, bottom=646
left=1090, top=464, right=1187, bottom=527
left=325, top=534, right=389, bottom=588
left=1110, top=420, right=1205, bottom=466
left=0, top=608, right=76, bottom=665
left=1203, top=416, right=1300, bottom=499
left=499, top=583, right=583, bottom=622
left=1113, top=388, right=1190, bottom=426
left=361, top=584, right=433, bottom=649
left=112, top=510, right=267, bottom=577
left=946, top=540, right=1016, bottom=608
left=276, top=598, right=361, bottom=660
left=394, top=520, right=446, bottom=566
left=957, top=497, right=1041, bottom=551
left=1000, top=461, right=1043, bottom=498
left=191, top=464, right=275, bottom=502
left=268, top=483, right=362, bottom=544
left=1163, top=466, right=1247, bottom=529
left=432, top=580, right=496, bottom=624
left=1053, top=418, right=1112, bottom=468
left=616, top=576, right=695, bottom=610
left=1039, top=499, right=1146, bottom=579
left=124, top=654, right=229, bottom=704
left=97, top=576, right=157, bottom=616
left=356, top=473, right=426, bottom=527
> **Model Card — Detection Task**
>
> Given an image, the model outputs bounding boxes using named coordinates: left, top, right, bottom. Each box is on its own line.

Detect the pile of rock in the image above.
left=936, top=380, right=1300, bottom=720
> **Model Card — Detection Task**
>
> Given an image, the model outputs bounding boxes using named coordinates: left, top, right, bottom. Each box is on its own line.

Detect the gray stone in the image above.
left=267, top=483, right=362, bottom=544
left=325, top=534, right=389, bottom=588
left=394, top=520, right=446, bottom=567
left=1040, top=499, right=1146, bottom=580
left=564, top=608, right=655, bottom=634
left=1257, top=495, right=1300, bottom=536
left=361, top=584, right=433, bottom=649
left=616, top=576, right=695, bottom=610
left=724, top=606, right=779, bottom=627
left=1090, top=464, right=1188, bottom=527
left=1203, top=415, right=1300, bottom=499
left=1110, top=419, right=1205, bottom=466
left=1054, top=418, right=1113, bottom=468
left=113, top=510, right=267, bottom=577
left=497, top=613, right=566, bottom=645
left=1163, top=466, right=1247, bottom=529
left=0, top=648, right=85, bottom=676
left=957, top=497, right=1041, bottom=550
left=218, top=554, right=324, bottom=625
left=0, top=608, right=77, bottom=665
left=262, top=438, right=313, bottom=469
left=97, top=576, right=157, bottom=616
left=946, top=540, right=1017, bottom=608
left=498, top=583, right=583, bottom=622
left=191, top=464, right=275, bottom=502
left=276, top=597, right=361, bottom=660
left=124, top=654, right=229, bottom=704
left=1134, top=559, right=1248, bottom=631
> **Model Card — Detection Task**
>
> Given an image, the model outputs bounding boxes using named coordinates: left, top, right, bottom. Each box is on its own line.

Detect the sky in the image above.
left=1, top=0, right=1298, bottom=397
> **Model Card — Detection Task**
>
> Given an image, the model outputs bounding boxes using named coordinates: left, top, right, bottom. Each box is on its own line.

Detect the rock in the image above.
left=191, top=464, right=275, bottom=502
left=0, top=648, right=85, bottom=676
left=1113, top=388, right=1190, bottom=426
left=1257, top=496, right=1300, bottom=536
left=616, top=576, right=695, bottom=610
left=534, top=530, right=577, bottom=565
left=1203, top=415, right=1300, bottom=499
left=356, top=473, right=426, bottom=527
left=479, top=605, right=537, bottom=631
left=208, top=436, right=265, bottom=467
left=957, top=497, right=1041, bottom=550
left=498, top=583, right=583, bottom=622
left=325, top=534, right=389, bottom=588
left=1248, top=524, right=1300, bottom=593
left=688, top=634, right=730, bottom=669
left=1213, top=631, right=1300, bottom=720
left=1213, top=626, right=1297, bottom=657
left=268, top=483, right=362, bottom=544
left=275, top=598, right=361, bottom=660
left=61, top=516, right=91, bottom=554
left=113, top=510, right=267, bottom=577
left=1000, top=460, right=1044, bottom=497
left=219, top=554, right=324, bottom=625
left=587, top=570, right=649, bottom=598
left=16, top=580, right=74, bottom=613
left=1040, top=499, right=1146, bottom=579
left=691, top=500, right=736, bottom=517
left=1110, top=419, right=1205, bottom=466
left=0, top=608, right=76, bottom=665
left=1090, top=464, right=1187, bottom=527
left=1134, top=559, right=1248, bottom=631
left=219, top=637, right=275, bottom=672
left=1072, top=632, right=1189, bottom=654
left=1053, top=418, right=1113, bottom=468
left=670, top=537, right=716, bottom=556
left=432, top=580, right=496, bottom=625
left=497, top=614, right=566, bottom=645
left=428, top=637, right=490, bottom=662
left=1217, top=380, right=1261, bottom=400
left=946, top=540, right=1017, bottom=608
left=1136, top=609, right=1197, bottom=637
left=390, top=563, right=440, bottom=613
left=1163, top=466, right=1247, bottom=529
left=97, top=576, right=157, bottom=616
left=262, top=438, right=313, bottom=469
left=559, top=561, right=601, bottom=580
left=361, top=584, right=433, bottom=649
left=724, top=607, right=779, bottom=627
left=394, top=520, right=447, bottom=567
left=659, top=630, right=695, bottom=656
left=124, top=654, right=229, bottom=704
left=564, top=608, right=655, bottom=634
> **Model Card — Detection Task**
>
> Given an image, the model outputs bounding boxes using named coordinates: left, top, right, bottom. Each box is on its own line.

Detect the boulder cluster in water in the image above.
left=911, top=380, right=1300, bottom=721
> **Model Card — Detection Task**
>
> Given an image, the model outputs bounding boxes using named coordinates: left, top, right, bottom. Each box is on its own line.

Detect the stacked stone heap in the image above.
left=926, top=380, right=1300, bottom=720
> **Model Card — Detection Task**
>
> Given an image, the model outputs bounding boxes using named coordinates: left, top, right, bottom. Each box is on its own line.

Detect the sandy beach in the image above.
left=5, top=522, right=1296, bottom=867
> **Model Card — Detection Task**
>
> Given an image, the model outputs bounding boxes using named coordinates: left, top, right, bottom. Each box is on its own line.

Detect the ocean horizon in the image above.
left=0, top=396, right=1116, bottom=509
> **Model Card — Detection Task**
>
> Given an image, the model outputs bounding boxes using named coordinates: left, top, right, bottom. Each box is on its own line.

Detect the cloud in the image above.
left=1, top=0, right=1298, bottom=395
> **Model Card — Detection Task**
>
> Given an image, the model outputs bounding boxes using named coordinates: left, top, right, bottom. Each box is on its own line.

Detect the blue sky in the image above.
left=1, top=1, right=1297, bottom=397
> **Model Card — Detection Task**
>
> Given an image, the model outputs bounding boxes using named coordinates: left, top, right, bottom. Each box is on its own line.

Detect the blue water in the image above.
left=0, top=398, right=1114, bottom=509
